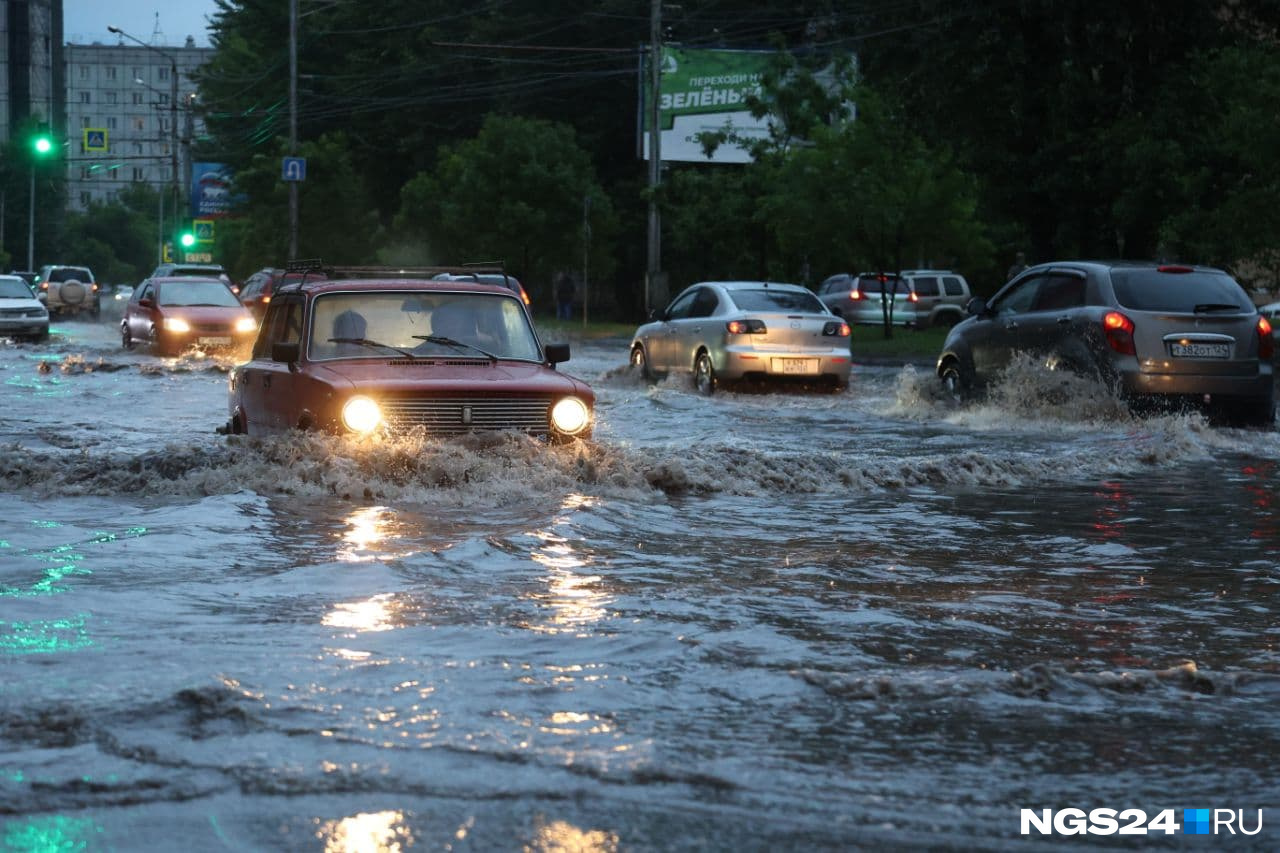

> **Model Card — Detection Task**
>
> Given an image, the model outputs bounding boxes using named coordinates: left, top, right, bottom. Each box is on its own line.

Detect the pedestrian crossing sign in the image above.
left=84, top=129, right=108, bottom=152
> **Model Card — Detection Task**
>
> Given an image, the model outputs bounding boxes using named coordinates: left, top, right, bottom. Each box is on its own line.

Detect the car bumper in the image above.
left=1119, top=365, right=1273, bottom=399
left=720, top=345, right=852, bottom=382
left=0, top=319, right=48, bottom=336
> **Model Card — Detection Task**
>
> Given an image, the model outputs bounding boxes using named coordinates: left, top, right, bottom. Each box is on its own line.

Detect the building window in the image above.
left=79, top=65, right=89, bottom=79
left=81, top=116, right=91, bottom=127
left=133, top=92, right=143, bottom=105
left=159, top=119, right=168, bottom=132
left=133, top=168, right=146, bottom=181
left=133, top=143, right=143, bottom=154
left=106, top=91, right=118, bottom=105
left=81, top=192, right=92, bottom=206
left=106, top=67, right=118, bottom=80
left=132, top=117, right=145, bottom=131
left=133, top=67, right=142, bottom=79
left=158, top=93, right=169, bottom=105
left=79, top=91, right=91, bottom=103
left=107, top=117, right=117, bottom=129
left=81, top=167, right=93, bottom=180
left=157, top=67, right=169, bottom=81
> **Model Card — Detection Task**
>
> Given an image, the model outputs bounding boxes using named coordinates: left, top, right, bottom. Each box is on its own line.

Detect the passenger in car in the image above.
left=331, top=309, right=368, bottom=356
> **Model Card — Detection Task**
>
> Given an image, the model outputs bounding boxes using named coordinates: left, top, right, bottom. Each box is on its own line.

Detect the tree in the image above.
left=394, top=114, right=617, bottom=311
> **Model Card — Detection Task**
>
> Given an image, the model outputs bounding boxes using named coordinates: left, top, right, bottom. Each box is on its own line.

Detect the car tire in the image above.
left=693, top=350, right=716, bottom=395
left=121, top=322, right=134, bottom=350
left=31, top=330, right=49, bottom=343
left=630, top=344, right=653, bottom=380
left=939, top=359, right=969, bottom=404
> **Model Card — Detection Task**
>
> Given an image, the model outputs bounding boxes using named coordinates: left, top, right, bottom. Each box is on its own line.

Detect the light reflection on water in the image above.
left=316, top=810, right=414, bottom=853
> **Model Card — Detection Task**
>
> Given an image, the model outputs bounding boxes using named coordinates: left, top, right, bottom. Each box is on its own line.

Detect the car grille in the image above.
left=0, top=308, right=40, bottom=317
left=380, top=396, right=551, bottom=434
left=191, top=322, right=232, bottom=334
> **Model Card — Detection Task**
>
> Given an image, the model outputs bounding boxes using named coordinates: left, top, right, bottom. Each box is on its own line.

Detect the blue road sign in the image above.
left=84, top=129, right=108, bottom=152
left=282, top=157, right=307, bottom=181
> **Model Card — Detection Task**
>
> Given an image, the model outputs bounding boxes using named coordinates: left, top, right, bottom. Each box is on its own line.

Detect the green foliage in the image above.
left=394, top=114, right=617, bottom=307
left=59, top=184, right=162, bottom=282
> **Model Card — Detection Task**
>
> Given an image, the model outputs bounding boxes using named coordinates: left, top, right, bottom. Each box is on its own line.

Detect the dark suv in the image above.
left=936, top=261, right=1274, bottom=424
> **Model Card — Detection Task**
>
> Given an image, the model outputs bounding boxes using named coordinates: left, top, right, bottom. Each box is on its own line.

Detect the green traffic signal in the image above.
left=180, top=231, right=196, bottom=248
left=33, top=137, right=52, bottom=154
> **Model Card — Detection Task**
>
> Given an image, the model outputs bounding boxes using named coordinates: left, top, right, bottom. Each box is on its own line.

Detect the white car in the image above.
left=0, top=274, right=50, bottom=341
left=630, top=280, right=852, bottom=393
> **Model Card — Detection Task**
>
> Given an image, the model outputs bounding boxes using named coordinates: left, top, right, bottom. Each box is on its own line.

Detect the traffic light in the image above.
left=31, top=123, right=53, bottom=156
left=178, top=219, right=196, bottom=249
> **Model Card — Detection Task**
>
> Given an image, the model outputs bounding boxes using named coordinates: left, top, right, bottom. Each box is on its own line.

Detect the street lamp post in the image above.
left=108, top=25, right=180, bottom=255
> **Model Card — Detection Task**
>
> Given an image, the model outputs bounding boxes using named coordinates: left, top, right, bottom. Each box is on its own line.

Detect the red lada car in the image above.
left=122, top=276, right=257, bottom=356
left=224, top=270, right=594, bottom=439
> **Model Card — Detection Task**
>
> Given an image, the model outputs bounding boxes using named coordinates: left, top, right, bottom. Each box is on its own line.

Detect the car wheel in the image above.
left=630, top=344, right=653, bottom=380
left=693, top=351, right=716, bottom=395
left=940, top=360, right=969, bottom=404
left=32, top=330, right=49, bottom=344
left=1228, top=396, right=1275, bottom=428
left=121, top=322, right=134, bottom=350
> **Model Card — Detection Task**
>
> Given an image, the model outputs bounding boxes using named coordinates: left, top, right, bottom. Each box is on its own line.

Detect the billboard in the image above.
left=640, top=47, right=773, bottom=164
left=190, top=162, right=236, bottom=218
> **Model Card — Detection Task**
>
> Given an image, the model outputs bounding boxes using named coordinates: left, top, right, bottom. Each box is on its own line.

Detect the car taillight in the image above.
left=40, top=282, right=48, bottom=290
left=907, top=291, right=919, bottom=302
left=849, top=290, right=862, bottom=301
left=91, top=282, right=99, bottom=291
left=726, top=319, right=767, bottom=334
left=1103, top=311, right=1136, bottom=355
left=262, top=295, right=271, bottom=304
left=822, top=321, right=850, bottom=337
left=1157, top=265, right=1193, bottom=274
left=1259, top=316, right=1274, bottom=360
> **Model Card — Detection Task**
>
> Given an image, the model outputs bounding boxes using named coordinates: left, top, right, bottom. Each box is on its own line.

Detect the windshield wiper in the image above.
left=412, top=335, right=498, bottom=363
left=1193, top=303, right=1243, bottom=313
left=328, top=337, right=420, bottom=358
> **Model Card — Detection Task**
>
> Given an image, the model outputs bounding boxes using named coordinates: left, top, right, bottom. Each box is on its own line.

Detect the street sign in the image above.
left=193, top=219, right=215, bottom=243
left=184, top=252, right=213, bottom=263
left=282, top=157, right=307, bottom=181
left=83, top=129, right=108, bottom=152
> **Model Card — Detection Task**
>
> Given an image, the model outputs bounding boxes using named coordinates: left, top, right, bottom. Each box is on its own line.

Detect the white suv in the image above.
left=899, top=270, right=970, bottom=328
left=36, top=265, right=99, bottom=318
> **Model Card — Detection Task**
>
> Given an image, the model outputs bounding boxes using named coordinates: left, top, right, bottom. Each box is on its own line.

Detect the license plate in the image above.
left=1170, top=342, right=1229, bottom=359
left=198, top=336, right=232, bottom=346
left=772, top=358, right=820, bottom=375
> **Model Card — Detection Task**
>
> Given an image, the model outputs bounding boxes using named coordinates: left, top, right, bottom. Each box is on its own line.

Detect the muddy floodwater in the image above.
left=2, top=319, right=1278, bottom=851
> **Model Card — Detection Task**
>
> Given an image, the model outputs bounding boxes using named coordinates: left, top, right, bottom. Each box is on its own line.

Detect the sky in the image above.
left=63, top=0, right=219, bottom=48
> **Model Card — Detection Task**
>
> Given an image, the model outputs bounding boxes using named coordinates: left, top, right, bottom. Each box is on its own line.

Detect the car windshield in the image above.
left=857, top=276, right=910, bottom=294
left=308, top=290, right=541, bottom=361
left=1110, top=270, right=1253, bottom=313
left=728, top=288, right=826, bottom=313
left=0, top=279, right=33, bottom=298
left=157, top=280, right=241, bottom=307
left=49, top=268, right=92, bottom=283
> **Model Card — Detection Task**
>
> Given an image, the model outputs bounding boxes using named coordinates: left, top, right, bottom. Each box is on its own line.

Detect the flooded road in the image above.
left=2, top=319, right=1278, bottom=850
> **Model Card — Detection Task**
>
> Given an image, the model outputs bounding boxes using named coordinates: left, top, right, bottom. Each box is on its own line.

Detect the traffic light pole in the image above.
left=27, top=169, right=35, bottom=271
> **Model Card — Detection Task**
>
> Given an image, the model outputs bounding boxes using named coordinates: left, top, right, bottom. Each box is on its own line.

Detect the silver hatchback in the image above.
left=936, top=261, right=1274, bottom=424
left=630, top=281, right=852, bottom=393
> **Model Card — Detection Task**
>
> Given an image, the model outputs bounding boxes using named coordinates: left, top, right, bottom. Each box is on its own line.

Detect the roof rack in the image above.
left=284, top=258, right=505, bottom=279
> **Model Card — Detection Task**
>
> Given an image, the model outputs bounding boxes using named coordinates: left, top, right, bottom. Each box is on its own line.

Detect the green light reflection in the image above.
left=2, top=814, right=102, bottom=853
left=0, top=615, right=93, bottom=655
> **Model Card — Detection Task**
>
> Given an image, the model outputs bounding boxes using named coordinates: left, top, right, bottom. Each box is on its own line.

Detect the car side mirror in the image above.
left=965, top=296, right=987, bottom=317
left=272, top=341, right=300, bottom=363
left=649, top=308, right=666, bottom=322
left=544, top=343, right=570, bottom=365
left=138, top=297, right=153, bottom=308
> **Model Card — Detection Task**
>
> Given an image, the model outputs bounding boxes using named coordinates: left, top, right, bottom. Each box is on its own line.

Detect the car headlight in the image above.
left=341, top=395, right=383, bottom=433
left=235, top=317, right=258, bottom=333
left=550, top=396, right=591, bottom=435
left=163, top=317, right=191, bottom=333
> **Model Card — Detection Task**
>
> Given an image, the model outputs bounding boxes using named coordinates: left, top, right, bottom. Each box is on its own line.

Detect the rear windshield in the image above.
left=856, top=276, right=910, bottom=295
left=49, top=267, right=92, bottom=283
left=728, top=289, right=826, bottom=313
left=1110, top=269, right=1253, bottom=313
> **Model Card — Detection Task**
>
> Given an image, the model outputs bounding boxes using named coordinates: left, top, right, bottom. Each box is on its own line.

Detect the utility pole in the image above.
left=582, top=194, right=591, bottom=326
left=645, top=0, right=662, bottom=317
left=288, top=0, right=299, bottom=259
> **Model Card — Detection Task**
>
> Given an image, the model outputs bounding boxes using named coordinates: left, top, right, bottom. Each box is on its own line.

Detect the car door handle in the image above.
left=262, top=373, right=271, bottom=388
left=1056, top=316, right=1071, bottom=325
left=1003, top=321, right=1019, bottom=330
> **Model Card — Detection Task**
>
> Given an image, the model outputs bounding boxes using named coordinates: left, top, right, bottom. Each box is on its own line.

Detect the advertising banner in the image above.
left=190, top=162, right=235, bottom=218
left=640, top=47, right=773, bottom=164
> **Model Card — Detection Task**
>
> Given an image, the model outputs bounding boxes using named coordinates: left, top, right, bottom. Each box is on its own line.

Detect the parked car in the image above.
left=899, top=270, right=972, bottom=328
left=122, top=277, right=257, bottom=356
left=35, top=264, right=99, bottom=317
left=936, top=261, right=1274, bottom=424
left=817, top=272, right=918, bottom=326
left=432, top=271, right=531, bottom=306
left=224, top=268, right=593, bottom=439
left=238, top=267, right=327, bottom=321
left=9, top=270, right=38, bottom=289
left=629, top=280, right=851, bottom=393
left=1258, top=301, right=1280, bottom=343
left=149, top=262, right=237, bottom=294
left=0, top=274, right=49, bottom=341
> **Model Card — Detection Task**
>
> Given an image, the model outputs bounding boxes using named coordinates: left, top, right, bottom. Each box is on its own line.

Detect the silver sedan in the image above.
left=630, top=281, right=852, bottom=393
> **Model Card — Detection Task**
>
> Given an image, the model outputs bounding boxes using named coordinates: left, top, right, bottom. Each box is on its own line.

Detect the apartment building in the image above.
left=64, top=38, right=213, bottom=211
left=0, top=0, right=64, bottom=141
